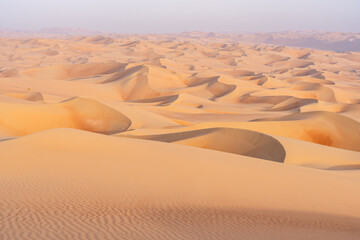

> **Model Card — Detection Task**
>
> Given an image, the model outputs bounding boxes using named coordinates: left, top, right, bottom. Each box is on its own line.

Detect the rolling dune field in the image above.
left=0, top=34, right=360, bottom=239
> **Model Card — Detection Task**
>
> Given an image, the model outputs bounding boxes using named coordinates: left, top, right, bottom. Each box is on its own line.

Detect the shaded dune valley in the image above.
left=1, top=35, right=360, bottom=240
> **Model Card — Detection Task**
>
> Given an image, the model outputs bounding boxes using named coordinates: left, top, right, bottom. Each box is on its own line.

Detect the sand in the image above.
left=0, top=34, right=360, bottom=240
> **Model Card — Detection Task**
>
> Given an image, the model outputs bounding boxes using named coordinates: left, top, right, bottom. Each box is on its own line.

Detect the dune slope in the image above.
left=0, top=129, right=359, bottom=240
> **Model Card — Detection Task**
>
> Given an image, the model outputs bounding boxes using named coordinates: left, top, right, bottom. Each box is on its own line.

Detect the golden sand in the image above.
left=0, top=35, right=359, bottom=239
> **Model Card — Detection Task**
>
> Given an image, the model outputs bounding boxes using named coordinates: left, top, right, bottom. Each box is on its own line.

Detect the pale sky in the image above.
left=0, top=0, right=359, bottom=33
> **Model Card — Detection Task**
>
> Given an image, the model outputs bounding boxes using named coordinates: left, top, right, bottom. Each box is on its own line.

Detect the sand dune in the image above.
left=122, top=127, right=360, bottom=171
left=129, top=111, right=360, bottom=151
left=124, top=128, right=286, bottom=162
left=0, top=34, right=360, bottom=239
left=23, top=62, right=126, bottom=80
left=0, top=97, right=131, bottom=136
left=277, top=136, right=360, bottom=170
left=4, top=92, right=44, bottom=102
left=0, top=68, right=21, bottom=78
left=274, top=59, right=314, bottom=68
left=268, top=97, right=317, bottom=111
left=1, top=129, right=360, bottom=239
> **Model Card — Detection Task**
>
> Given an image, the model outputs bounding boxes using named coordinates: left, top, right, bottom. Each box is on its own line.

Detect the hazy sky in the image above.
left=1, top=0, right=359, bottom=33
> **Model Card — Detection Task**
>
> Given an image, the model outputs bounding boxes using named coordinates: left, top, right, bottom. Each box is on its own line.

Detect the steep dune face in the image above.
left=0, top=97, right=131, bottom=136
left=0, top=35, right=360, bottom=239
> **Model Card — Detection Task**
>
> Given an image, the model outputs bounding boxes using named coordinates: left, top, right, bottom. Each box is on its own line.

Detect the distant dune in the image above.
left=0, top=33, right=360, bottom=239
left=173, top=31, right=360, bottom=52
left=234, top=31, right=360, bottom=52
left=0, top=28, right=104, bottom=38
left=1, top=29, right=359, bottom=52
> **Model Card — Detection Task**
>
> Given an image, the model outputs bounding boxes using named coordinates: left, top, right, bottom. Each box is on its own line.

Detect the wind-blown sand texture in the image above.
left=0, top=35, right=360, bottom=240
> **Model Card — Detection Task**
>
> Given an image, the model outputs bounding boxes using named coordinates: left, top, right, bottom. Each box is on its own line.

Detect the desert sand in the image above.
left=0, top=34, right=360, bottom=239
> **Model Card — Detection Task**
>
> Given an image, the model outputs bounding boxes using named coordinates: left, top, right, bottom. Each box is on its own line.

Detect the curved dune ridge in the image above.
left=0, top=35, right=360, bottom=239
left=0, top=128, right=360, bottom=239
left=123, top=128, right=286, bottom=163
left=0, top=97, right=131, bottom=136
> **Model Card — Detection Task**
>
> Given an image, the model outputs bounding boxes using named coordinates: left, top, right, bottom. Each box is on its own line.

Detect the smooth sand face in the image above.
left=0, top=35, right=360, bottom=239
